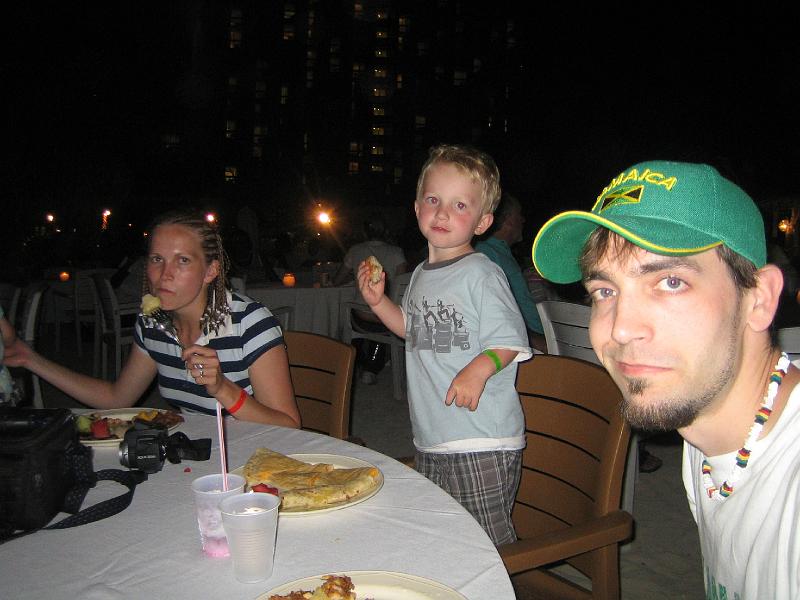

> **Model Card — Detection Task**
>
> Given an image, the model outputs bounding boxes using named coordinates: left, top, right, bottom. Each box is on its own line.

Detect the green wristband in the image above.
left=482, top=349, right=502, bottom=374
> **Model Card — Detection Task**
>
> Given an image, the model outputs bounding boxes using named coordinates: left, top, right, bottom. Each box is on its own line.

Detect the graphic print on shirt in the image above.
left=406, top=296, right=471, bottom=352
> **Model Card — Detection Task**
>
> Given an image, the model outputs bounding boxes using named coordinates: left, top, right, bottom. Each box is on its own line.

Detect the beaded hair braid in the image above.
left=143, top=209, right=231, bottom=336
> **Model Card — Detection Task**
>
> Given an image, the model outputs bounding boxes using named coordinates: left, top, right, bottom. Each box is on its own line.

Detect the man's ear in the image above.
left=204, top=260, right=221, bottom=285
left=746, top=264, right=783, bottom=332
left=474, top=213, right=493, bottom=235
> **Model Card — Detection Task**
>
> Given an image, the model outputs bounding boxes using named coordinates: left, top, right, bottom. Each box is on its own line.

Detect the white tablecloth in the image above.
left=0, top=415, right=514, bottom=599
left=246, top=284, right=356, bottom=340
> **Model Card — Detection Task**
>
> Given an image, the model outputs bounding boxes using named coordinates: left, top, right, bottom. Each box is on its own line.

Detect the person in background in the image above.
left=4, top=209, right=301, bottom=427
left=334, top=214, right=407, bottom=385
left=532, top=160, right=800, bottom=598
left=0, top=307, right=21, bottom=406
left=475, top=193, right=546, bottom=351
left=357, top=144, right=531, bottom=545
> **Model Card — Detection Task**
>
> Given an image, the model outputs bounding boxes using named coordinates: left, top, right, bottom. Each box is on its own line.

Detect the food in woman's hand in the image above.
left=267, top=574, right=355, bottom=600
left=140, top=294, right=162, bottom=316
left=365, top=255, right=383, bottom=284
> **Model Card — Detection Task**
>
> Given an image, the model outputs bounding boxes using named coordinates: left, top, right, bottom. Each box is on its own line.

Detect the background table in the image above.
left=246, top=283, right=356, bottom=340
left=0, top=414, right=514, bottom=599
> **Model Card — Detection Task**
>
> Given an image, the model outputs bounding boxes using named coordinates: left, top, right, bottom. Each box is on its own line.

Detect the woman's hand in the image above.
left=182, top=344, right=224, bottom=396
left=2, top=336, right=33, bottom=369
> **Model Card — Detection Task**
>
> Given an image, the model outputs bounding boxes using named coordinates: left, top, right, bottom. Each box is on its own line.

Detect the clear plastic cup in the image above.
left=220, top=492, right=281, bottom=583
left=191, top=473, right=246, bottom=557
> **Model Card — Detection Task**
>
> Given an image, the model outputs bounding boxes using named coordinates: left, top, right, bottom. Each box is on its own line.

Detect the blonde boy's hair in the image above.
left=415, top=144, right=502, bottom=215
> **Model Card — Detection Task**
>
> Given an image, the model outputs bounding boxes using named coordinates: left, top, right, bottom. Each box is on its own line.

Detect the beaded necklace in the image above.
left=702, top=352, right=790, bottom=501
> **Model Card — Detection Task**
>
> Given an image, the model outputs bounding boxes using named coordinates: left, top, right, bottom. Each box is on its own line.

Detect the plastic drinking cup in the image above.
left=220, top=492, right=281, bottom=583
left=191, top=473, right=246, bottom=558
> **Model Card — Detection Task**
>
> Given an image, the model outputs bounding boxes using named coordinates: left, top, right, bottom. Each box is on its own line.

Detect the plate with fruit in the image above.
left=75, top=408, right=184, bottom=447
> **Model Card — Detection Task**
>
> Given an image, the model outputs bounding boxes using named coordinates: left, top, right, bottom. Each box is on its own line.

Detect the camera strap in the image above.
left=45, top=442, right=148, bottom=529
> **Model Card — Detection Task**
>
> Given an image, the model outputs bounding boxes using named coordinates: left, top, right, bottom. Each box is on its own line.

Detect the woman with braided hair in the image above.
left=4, top=209, right=300, bottom=427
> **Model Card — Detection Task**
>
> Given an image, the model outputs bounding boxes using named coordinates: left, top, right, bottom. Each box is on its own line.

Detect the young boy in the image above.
left=357, top=144, right=531, bottom=545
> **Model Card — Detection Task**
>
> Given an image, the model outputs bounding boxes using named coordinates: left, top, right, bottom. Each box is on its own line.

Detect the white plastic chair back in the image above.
left=778, top=326, right=800, bottom=365
left=340, top=271, right=412, bottom=401
left=19, top=283, right=47, bottom=407
left=91, top=274, right=136, bottom=380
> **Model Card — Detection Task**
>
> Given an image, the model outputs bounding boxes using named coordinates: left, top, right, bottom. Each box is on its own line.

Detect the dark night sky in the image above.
left=5, top=5, right=800, bottom=242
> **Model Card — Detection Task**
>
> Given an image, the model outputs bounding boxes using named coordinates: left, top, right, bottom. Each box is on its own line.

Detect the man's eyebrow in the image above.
left=582, top=256, right=703, bottom=284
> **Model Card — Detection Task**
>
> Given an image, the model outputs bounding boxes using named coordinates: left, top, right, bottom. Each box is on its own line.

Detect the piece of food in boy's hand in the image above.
left=366, top=255, right=383, bottom=284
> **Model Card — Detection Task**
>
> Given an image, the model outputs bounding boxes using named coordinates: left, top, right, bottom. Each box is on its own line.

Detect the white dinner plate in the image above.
left=76, top=408, right=183, bottom=447
left=232, top=453, right=384, bottom=517
left=258, top=571, right=467, bottom=599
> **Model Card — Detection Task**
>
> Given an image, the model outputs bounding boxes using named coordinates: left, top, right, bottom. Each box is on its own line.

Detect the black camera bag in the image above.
left=0, top=407, right=146, bottom=542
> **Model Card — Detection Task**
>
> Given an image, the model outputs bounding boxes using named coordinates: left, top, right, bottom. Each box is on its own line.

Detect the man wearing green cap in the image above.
left=532, top=161, right=800, bottom=599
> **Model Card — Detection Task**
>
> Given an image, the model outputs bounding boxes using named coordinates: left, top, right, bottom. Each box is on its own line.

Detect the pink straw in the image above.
left=216, top=402, right=229, bottom=491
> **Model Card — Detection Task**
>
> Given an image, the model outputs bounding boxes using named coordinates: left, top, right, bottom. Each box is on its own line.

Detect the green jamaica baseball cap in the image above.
left=532, top=160, right=766, bottom=283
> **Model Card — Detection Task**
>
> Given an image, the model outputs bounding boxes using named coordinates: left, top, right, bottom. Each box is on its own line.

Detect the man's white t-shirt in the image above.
left=682, top=381, right=800, bottom=600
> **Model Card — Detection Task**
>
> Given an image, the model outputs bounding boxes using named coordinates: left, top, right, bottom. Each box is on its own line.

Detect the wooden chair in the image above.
left=91, top=274, right=137, bottom=380
left=778, top=326, right=800, bottom=363
left=501, top=355, right=633, bottom=600
left=284, top=331, right=356, bottom=440
left=340, top=271, right=412, bottom=401
left=536, top=300, right=638, bottom=517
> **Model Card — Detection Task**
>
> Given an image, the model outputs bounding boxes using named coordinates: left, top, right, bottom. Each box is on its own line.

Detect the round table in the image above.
left=0, top=413, right=515, bottom=599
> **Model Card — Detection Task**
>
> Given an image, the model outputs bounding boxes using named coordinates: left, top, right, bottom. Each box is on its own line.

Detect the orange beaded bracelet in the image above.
left=228, top=388, right=247, bottom=415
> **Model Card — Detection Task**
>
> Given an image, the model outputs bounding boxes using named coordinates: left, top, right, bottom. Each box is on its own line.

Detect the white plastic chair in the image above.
left=17, top=283, right=47, bottom=408
left=536, top=300, right=639, bottom=517
left=0, top=283, right=21, bottom=326
left=340, top=271, right=411, bottom=401
left=91, top=274, right=137, bottom=380
left=778, top=326, right=800, bottom=365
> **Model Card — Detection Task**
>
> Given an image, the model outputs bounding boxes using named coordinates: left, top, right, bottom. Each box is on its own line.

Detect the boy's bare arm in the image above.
left=445, top=348, right=519, bottom=411
left=356, top=260, right=406, bottom=337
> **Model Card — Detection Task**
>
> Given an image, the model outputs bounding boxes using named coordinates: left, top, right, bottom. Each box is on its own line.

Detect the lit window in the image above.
left=415, top=115, right=426, bottom=129
left=284, top=4, right=295, bottom=19
left=306, top=70, right=314, bottom=88
left=371, top=127, right=385, bottom=136
left=453, top=70, right=466, bottom=86
left=375, top=48, right=387, bottom=58
left=396, top=74, right=403, bottom=89
left=394, top=166, right=403, bottom=184
left=348, top=161, right=359, bottom=174
left=229, top=30, right=242, bottom=49
left=252, top=145, right=262, bottom=158
left=373, top=106, right=385, bottom=116
left=349, top=141, right=361, bottom=152
left=373, top=87, right=387, bottom=97
left=374, top=68, right=387, bottom=78
left=377, top=10, right=387, bottom=20
left=280, top=85, right=289, bottom=105
left=225, top=120, right=237, bottom=139
left=253, top=125, right=266, bottom=144
left=230, top=8, right=243, bottom=27
left=225, top=166, right=238, bottom=182
left=376, top=30, right=388, bottom=39
left=354, top=3, right=363, bottom=18
left=255, top=80, right=266, bottom=99
left=370, top=164, right=384, bottom=172
left=370, top=145, right=384, bottom=156
left=399, top=16, right=408, bottom=33
left=283, top=24, right=295, bottom=40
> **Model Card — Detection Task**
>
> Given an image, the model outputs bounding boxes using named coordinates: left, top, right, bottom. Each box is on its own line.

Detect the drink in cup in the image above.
left=191, top=473, right=246, bottom=557
left=220, top=492, right=281, bottom=583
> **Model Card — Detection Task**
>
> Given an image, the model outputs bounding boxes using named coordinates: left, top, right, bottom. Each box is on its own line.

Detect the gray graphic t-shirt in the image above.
left=403, top=253, right=531, bottom=450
